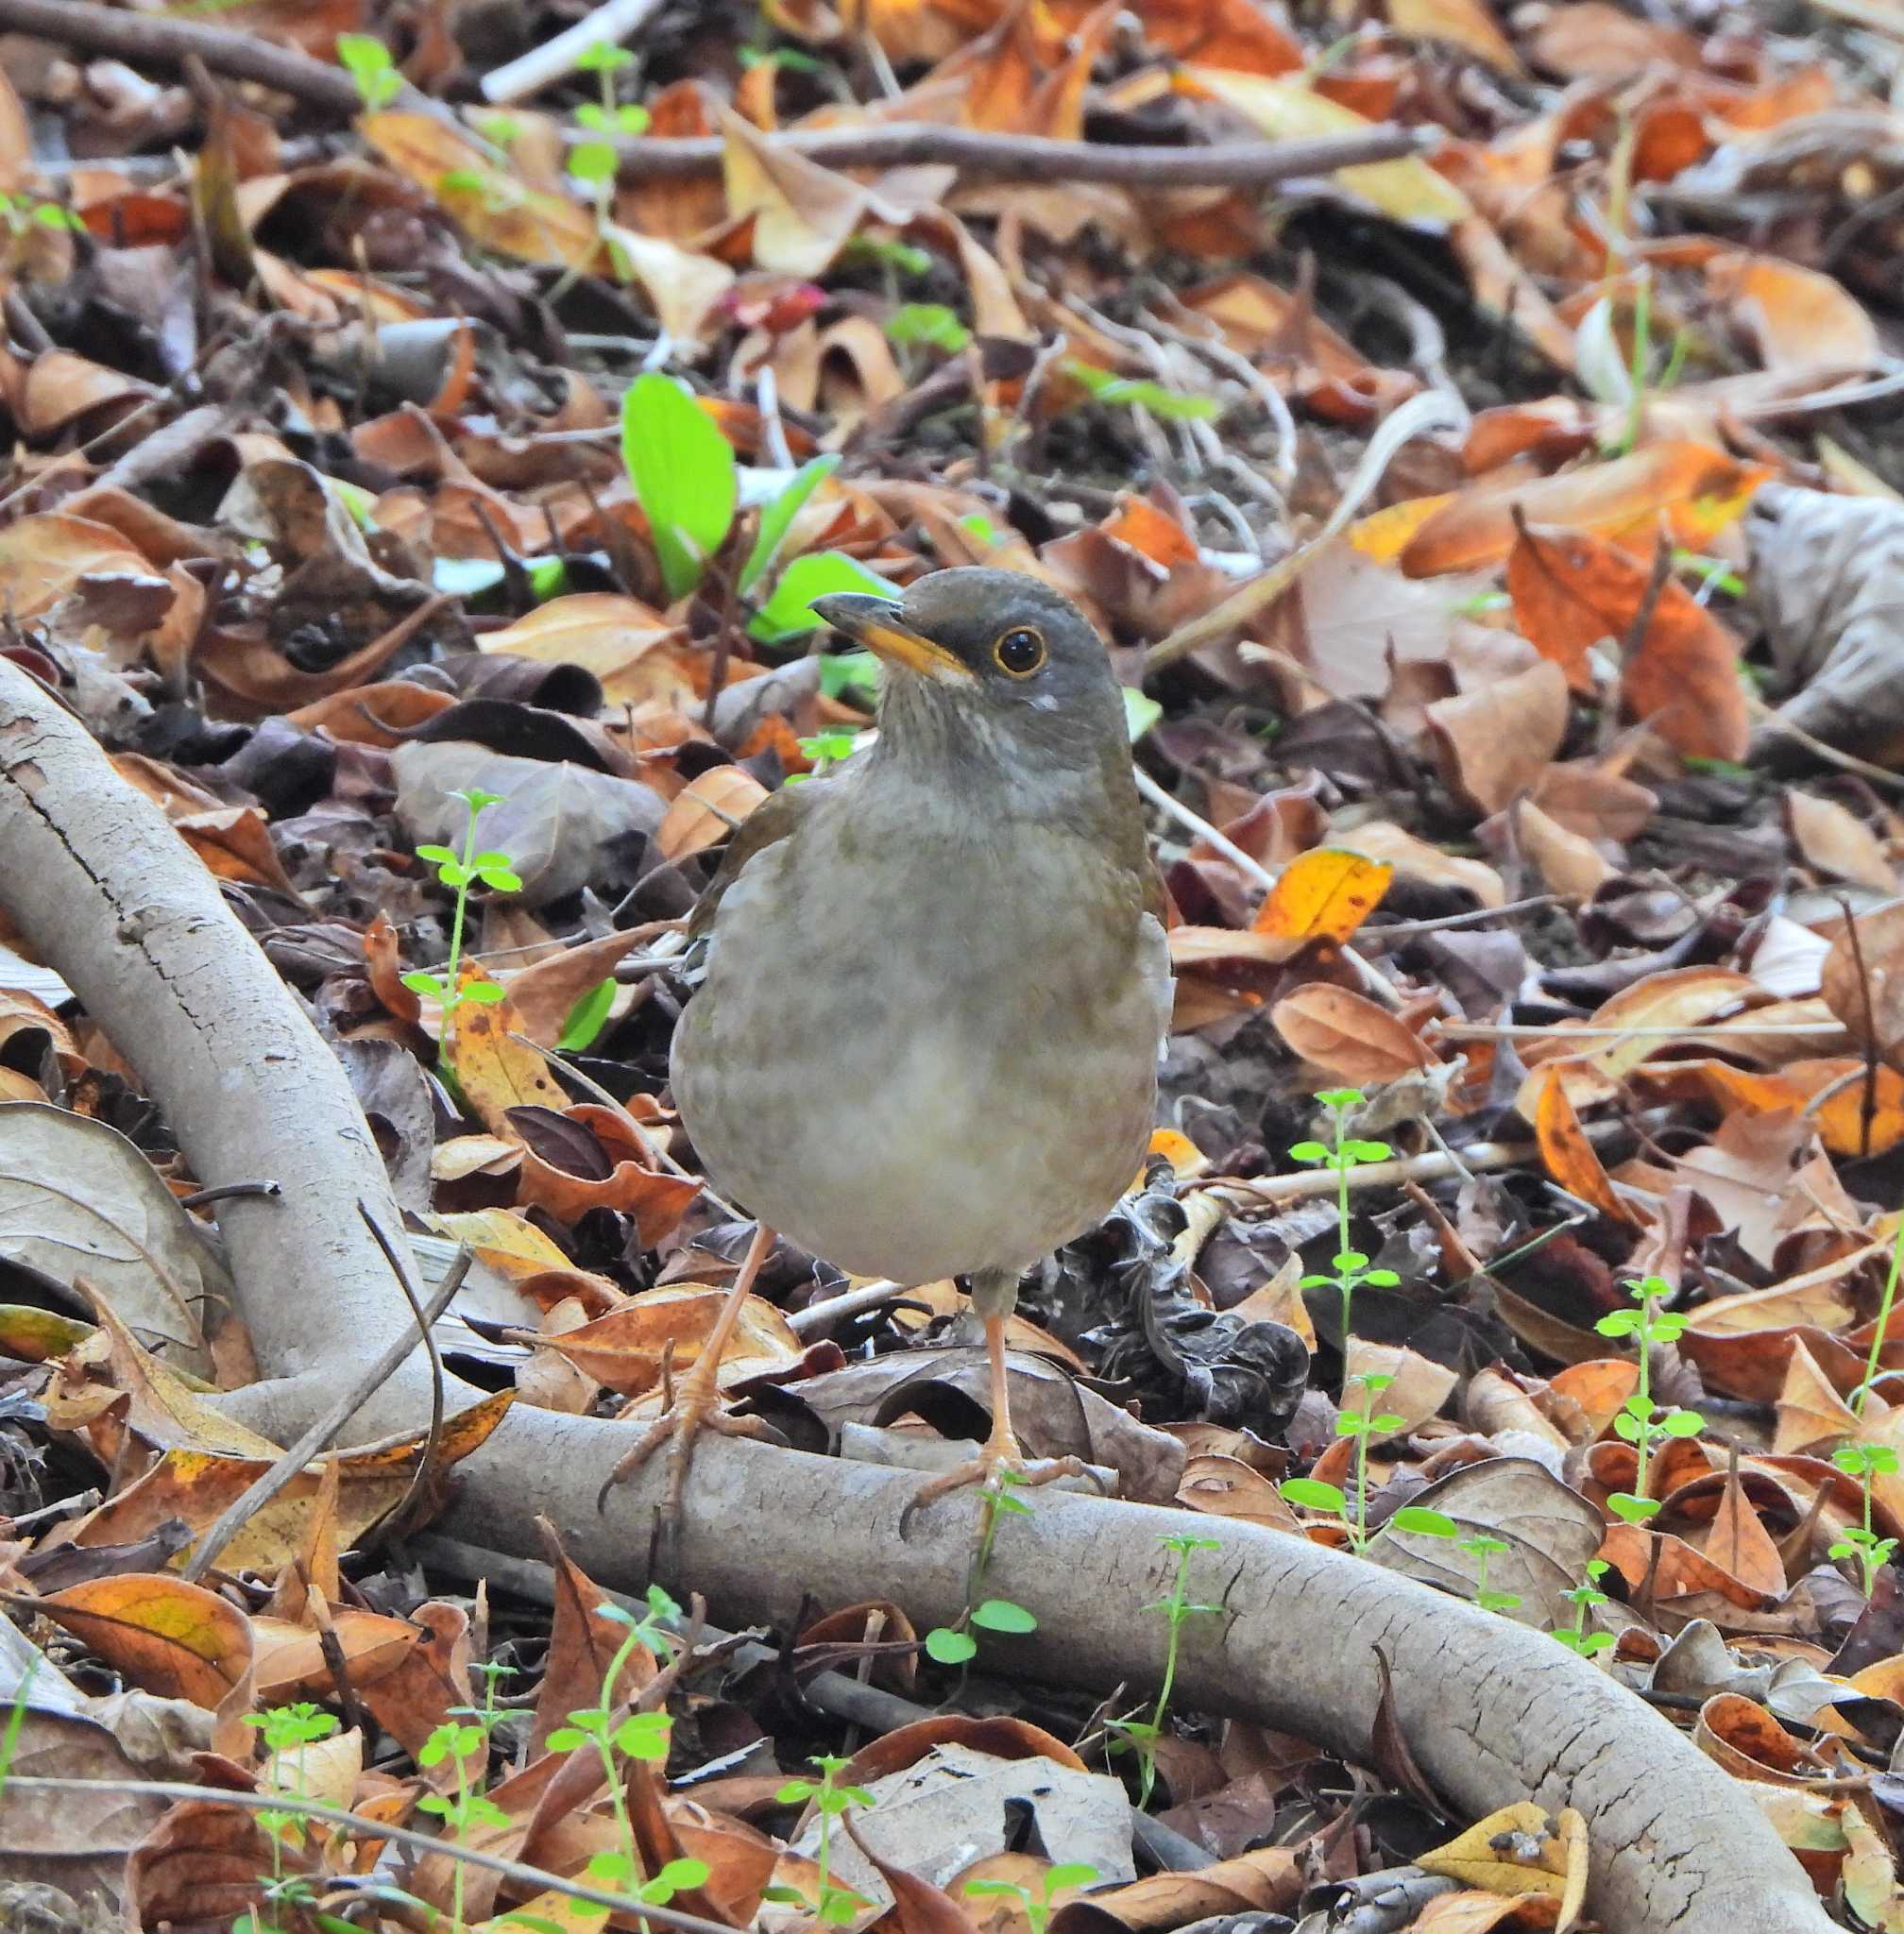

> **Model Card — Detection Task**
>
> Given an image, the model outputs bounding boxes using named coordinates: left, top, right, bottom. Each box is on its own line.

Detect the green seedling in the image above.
left=1594, top=1276, right=1705, bottom=1523
left=621, top=374, right=740, bottom=602
left=818, top=649, right=880, bottom=706
left=237, top=1701, right=344, bottom=1929
left=1556, top=1558, right=1615, bottom=1656
left=1461, top=1534, right=1521, bottom=1616
left=0, top=1657, right=34, bottom=1804
left=1285, top=1369, right=1405, bottom=1552
left=739, top=42, right=827, bottom=73
left=566, top=43, right=648, bottom=280
left=620, top=377, right=892, bottom=635
left=766, top=1756, right=876, bottom=1926
left=749, top=551, right=899, bottom=645
left=0, top=192, right=82, bottom=237
left=1106, top=1534, right=1222, bottom=1807
left=1287, top=1088, right=1398, bottom=1383
left=1831, top=1443, right=1900, bottom=1598
left=787, top=727, right=862, bottom=786
left=417, top=1720, right=508, bottom=1933
left=544, top=1588, right=692, bottom=1904
left=402, top=789, right=520, bottom=1031
left=886, top=302, right=972, bottom=353
left=335, top=33, right=401, bottom=110
left=740, top=455, right=842, bottom=597
left=967, top=1863, right=1099, bottom=1934
left=926, top=1470, right=1038, bottom=1666
left=1061, top=357, right=1219, bottom=421
left=1382, top=1511, right=1520, bottom=1614
left=843, top=233, right=934, bottom=276
left=1855, top=1211, right=1904, bottom=1418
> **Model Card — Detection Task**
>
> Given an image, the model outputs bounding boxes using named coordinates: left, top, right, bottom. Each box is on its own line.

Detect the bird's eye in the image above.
left=993, top=626, right=1046, bottom=677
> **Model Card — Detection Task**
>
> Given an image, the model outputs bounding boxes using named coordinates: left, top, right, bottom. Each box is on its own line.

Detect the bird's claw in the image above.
left=898, top=1441, right=1104, bottom=1537
left=596, top=1380, right=775, bottom=1573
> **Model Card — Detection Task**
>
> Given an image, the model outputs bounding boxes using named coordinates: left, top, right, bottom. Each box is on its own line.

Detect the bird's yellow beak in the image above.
left=811, top=592, right=976, bottom=686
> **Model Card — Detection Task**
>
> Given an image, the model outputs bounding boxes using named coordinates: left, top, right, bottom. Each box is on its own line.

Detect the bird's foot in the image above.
left=595, top=1368, right=776, bottom=1560
left=899, top=1432, right=1103, bottom=1536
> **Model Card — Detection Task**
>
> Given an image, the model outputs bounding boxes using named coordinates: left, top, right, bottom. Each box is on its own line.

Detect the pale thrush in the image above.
left=605, top=567, right=1173, bottom=1525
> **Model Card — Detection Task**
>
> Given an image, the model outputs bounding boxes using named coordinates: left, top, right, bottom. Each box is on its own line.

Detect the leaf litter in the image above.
left=3, top=0, right=1904, bottom=1926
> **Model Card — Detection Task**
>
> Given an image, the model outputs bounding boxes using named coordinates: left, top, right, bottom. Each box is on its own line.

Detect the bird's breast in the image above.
left=672, top=799, right=1169, bottom=1284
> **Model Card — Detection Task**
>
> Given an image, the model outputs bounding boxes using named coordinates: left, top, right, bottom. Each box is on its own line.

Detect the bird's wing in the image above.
left=685, top=774, right=825, bottom=942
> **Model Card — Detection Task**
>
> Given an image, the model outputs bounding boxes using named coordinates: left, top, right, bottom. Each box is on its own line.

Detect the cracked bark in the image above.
left=0, top=661, right=1831, bottom=1934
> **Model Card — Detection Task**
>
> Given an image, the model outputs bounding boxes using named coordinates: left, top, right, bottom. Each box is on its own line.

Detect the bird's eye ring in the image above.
left=993, top=626, right=1046, bottom=677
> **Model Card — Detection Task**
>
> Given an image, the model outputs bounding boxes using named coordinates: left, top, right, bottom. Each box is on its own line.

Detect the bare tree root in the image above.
left=0, top=662, right=1831, bottom=1934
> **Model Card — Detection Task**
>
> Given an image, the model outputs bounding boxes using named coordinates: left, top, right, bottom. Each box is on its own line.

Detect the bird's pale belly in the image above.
left=672, top=829, right=1166, bottom=1284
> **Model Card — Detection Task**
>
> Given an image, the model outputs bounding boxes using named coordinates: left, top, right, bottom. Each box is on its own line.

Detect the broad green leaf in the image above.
left=739, top=454, right=841, bottom=595
left=887, top=302, right=971, bottom=351
left=620, top=374, right=738, bottom=602
left=971, top=1598, right=1037, bottom=1634
left=1280, top=1477, right=1347, bottom=1514
left=1389, top=1506, right=1460, bottom=1538
left=925, top=1627, right=977, bottom=1665
left=558, top=977, right=618, bottom=1052
left=750, top=551, right=900, bottom=645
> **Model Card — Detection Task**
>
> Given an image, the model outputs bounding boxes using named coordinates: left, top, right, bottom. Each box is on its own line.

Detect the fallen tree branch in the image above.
left=0, top=660, right=1833, bottom=1934
left=591, top=122, right=1435, bottom=186
left=0, top=0, right=363, bottom=116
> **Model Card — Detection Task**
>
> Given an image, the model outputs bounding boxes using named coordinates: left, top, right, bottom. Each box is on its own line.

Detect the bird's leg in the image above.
left=597, top=1222, right=779, bottom=1532
left=899, top=1276, right=1101, bottom=1533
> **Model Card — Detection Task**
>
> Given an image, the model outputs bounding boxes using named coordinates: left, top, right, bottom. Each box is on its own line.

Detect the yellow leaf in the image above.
left=1419, top=1801, right=1580, bottom=1901
left=1251, top=848, right=1393, bottom=946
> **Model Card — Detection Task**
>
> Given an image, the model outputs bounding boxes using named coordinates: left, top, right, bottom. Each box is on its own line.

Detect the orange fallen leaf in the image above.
left=1507, top=524, right=1748, bottom=760
left=1534, top=1065, right=1635, bottom=1223
left=1251, top=848, right=1392, bottom=949
left=1401, top=445, right=1770, bottom=577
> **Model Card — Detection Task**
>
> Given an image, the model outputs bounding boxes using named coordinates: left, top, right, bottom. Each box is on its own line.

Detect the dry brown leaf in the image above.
left=1786, top=792, right=1896, bottom=892
left=1425, top=659, right=1569, bottom=815
left=1271, top=985, right=1432, bottom=1085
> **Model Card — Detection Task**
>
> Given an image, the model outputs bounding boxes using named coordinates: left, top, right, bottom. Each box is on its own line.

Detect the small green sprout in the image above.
left=1061, top=357, right=1219, bottom=421
left=886, top=302, right=972, bottom=353
left=1556, top=1558, right=1615, bottom=1656
left=966, top=1863, right=1099, bottom=1934
left=335, top=34, right=401, bottom=110
left=1287, top=1088, right=1398, bottom=1382
left=926, top=1471, right=1038, bottom=1665
left=1594, top=1277, right=1704, bottom=1524
left=844, top=233, right=935, bottom=276
left=1831, top=1442, right=1900, bottom=1598
left=402, top=789, right=520, bottom=1027
left=769, top=1756, right=875, bottom=1926
left=1105, top=1534, right=1222, bottom=1807
left=1854, top=1212, right=1904, bottom=1418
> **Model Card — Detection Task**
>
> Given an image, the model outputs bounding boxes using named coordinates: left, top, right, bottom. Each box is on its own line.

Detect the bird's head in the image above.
left=811, top=568, right=1128, bottom=799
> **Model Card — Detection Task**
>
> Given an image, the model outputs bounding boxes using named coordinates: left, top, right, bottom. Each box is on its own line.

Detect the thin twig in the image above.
left=1145, top=389, right=1466, bottom=672
left=595, top=124, right=1434, bottom=185
left=786, top=1279, right=907, bottom=1338
left=2, top=1779, right=746, bottom=1934
left=179, top=1240, right=471, bottom=1584
left=1748, top=691, right=1904, bottom=793
left=1209, top=1121, right=1622, bottom=1208
left=355, top=1204, right=450, bottom=1547
left=481, top=0, right=669, bottom=102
